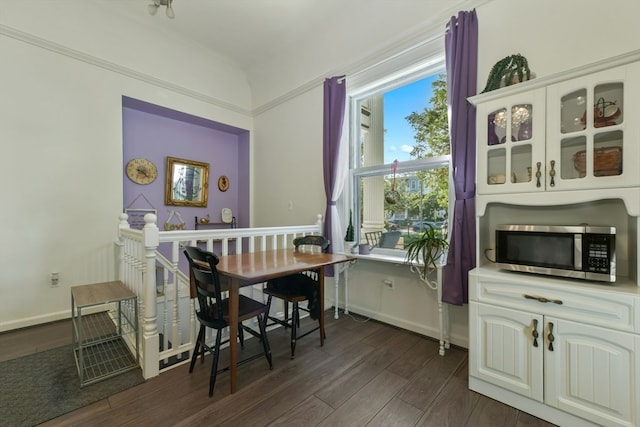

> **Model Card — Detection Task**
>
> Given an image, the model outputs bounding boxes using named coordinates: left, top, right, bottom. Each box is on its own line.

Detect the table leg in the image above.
left=333, top=272, right=339, bottom=320
left=318, top=268, right=326, bottom=343
left=344, top=267, right=350, bottom=315
left=228, top=277, right=240, bottom=393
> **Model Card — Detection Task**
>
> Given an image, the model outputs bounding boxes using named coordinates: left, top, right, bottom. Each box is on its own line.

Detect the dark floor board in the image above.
left=313, top=330, right=421, bottom=409
left=366, top=397, right=424, bottom=427
left=317, top=369, right=408, bottom=426
left=268, top=395, right=335, bottom=426
left=0, top=310, right=557, bottom=427
left=0, top=319, right=71, bottom=362
left=415, top=357, right=478, bottom=427
left=221, top=342, right=376, bottom=426
left=397, top=346, right=467, bottom=411
left=385, top=336, right=440, bottom=380
left=466, top=393, right=520, bottom=427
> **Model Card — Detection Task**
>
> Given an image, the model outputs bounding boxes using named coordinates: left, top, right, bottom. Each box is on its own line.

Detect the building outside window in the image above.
left=349, top=66, right=450, bottom=251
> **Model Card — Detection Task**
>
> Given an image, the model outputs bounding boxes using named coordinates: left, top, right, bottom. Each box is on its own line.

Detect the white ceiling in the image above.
left=104, top=0, right=470, bottom=70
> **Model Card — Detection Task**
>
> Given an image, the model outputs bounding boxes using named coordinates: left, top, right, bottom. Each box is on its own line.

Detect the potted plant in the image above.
left=404, top=223, right=449, bottom=277
left=481, top=54, right=532, bottom=93
left=344, top=210, right=355, bottom=252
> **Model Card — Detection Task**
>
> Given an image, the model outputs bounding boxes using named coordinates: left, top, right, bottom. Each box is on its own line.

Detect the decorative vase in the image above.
left=518, top=119, right=532, bottom=141
left=344, top=240, right=355, bottom=254
left=488, top=114, right=500, bottom=146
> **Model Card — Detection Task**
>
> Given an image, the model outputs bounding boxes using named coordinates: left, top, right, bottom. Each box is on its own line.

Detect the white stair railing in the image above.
left=116, top=213, right=324, bottom=379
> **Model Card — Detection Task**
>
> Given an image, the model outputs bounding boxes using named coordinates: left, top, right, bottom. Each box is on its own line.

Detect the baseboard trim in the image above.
left=338, top=302, right=468, bottom=349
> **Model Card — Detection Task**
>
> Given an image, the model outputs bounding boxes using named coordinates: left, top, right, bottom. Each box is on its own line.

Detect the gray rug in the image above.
left=0, top=344, right=144, bottom=426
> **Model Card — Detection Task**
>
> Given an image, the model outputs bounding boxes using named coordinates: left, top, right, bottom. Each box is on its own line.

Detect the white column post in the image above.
left=362, top=95, right=386, bottom=237
left=141, top=214, right=160, bottom=379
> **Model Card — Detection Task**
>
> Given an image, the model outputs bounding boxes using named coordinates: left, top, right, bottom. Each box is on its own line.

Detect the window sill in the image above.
left=339, top=247, right=446, bottom=269
left=340, top=247, right=408, bottom=264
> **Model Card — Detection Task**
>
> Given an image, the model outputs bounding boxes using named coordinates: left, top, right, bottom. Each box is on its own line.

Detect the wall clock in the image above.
left=126, top=158, right=158, bottom=185
left=218, top=175, right=230, bottom=192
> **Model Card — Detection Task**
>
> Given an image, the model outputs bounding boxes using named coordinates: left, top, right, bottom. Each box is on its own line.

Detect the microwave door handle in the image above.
left=575, top=234, right=582, bottom=271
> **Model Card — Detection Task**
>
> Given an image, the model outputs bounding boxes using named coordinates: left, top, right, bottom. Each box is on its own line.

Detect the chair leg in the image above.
left=209, top=329, right=223, bottom=397
left=290, top=302, right=298, bottom=359
left=189, top=326, right=205, bottom=373
left=238, top=322, right=245, bottom=348
left=257, top=313, right=273, bottom=369
left=264, top=295, right=273, bottom=327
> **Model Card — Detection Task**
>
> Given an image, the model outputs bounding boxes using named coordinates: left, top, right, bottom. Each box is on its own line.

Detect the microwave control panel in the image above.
left=583, top=234, right=615, bottom=274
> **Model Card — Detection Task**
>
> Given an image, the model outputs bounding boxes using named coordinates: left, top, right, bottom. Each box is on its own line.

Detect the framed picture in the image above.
left=218, top=175, right=229, bottom=192
left=165, top=156, right=209, bottom=207
left=125, top=208, right=157, bottom=230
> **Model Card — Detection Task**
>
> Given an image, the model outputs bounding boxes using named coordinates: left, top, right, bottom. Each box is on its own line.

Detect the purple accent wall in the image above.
left=122, top=96, right=250, bottom=230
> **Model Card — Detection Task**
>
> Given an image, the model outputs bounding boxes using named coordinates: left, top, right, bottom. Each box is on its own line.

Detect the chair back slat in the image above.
left=293, top=235, right=330, bottom=252
left=183, top=246, right=225, bottom=321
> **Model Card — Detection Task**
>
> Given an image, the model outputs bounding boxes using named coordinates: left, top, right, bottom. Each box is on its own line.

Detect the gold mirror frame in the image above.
left=165, top=156, right=209, bottom=207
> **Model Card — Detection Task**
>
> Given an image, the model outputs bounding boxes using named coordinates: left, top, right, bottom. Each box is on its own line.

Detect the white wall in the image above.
left=252, top=86, right=326, bottom=227
left=0, top=5, right=253, bottom=331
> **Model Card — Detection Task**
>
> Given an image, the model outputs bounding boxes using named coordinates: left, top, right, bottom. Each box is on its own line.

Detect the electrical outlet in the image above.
left=383, top=279, right=394, bottom=290
left=51, top=272, right=59, bottom=287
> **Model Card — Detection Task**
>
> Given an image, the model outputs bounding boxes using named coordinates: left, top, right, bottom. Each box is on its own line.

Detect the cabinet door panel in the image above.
left=546, top=62, right=640, bottom=191
left=470, top=302, right=543, bottom=401
left=476, top=89, right=546, bottom=195
left=545, top=317, right=639, bottom=427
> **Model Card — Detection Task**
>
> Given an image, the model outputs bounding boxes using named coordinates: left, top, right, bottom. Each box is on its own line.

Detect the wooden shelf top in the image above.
left=71, top=280, right=136, bottom=307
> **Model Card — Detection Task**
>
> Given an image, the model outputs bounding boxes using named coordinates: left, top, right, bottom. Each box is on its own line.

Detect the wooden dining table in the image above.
left=214, top=248, right=352, bottom=393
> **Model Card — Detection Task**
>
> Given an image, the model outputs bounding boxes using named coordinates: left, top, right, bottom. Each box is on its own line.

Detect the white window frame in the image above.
left=346, top=56, right=452, bottom=250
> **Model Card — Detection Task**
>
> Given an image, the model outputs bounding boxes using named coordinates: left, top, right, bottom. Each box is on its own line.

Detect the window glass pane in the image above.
left=359, top=75, right=448, bottom=168
left=352, top=71, right=449, bottom=251
left=358, top=168, right=448, bottom=248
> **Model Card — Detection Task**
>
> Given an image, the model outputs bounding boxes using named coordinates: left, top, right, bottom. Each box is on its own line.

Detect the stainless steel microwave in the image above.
left=495, top=224, right=616, bottom=282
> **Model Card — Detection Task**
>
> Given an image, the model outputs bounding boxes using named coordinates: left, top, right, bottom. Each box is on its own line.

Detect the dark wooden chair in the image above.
left=263, top=235, right=329, bottom=358
left=183, top=246, right=272, bottom=397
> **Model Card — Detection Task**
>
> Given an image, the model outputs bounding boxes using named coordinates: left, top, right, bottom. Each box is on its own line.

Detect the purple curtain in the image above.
left=442, top=10, right=478, bottom=305
left=322, top=76, right=346, bottom=276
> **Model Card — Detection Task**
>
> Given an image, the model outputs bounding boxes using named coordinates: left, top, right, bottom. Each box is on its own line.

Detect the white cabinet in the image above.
left=469, top=51, right=640, bottom=426
left=469, top=268, right=640, bottom=427
left=473, top=59, right=640, bottom=195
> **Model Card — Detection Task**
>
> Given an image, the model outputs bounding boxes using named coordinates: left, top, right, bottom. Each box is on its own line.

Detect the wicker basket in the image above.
left=573, top=146, right=622, bottom=177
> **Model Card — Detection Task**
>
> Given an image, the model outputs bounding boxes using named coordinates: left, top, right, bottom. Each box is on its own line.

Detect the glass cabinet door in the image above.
left=546, top=62, right=639, bottom=191
left=477, top=89, right=546, bottom=195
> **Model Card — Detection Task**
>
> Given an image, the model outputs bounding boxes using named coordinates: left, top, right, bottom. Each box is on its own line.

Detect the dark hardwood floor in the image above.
left=0, top=311, right=556, bottom=427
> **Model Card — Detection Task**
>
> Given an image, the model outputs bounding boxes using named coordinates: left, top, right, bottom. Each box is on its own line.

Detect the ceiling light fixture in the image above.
left=148, top=0, right=175, bottom=19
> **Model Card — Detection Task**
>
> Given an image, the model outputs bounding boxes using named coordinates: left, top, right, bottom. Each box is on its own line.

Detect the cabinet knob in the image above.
left=549, top=160, right=556, bottom=187
left=547, top=322, right=555, bottom=351
left=532, top=318, right=539, bottom=347
left=535, top=162, right=542, bottom=188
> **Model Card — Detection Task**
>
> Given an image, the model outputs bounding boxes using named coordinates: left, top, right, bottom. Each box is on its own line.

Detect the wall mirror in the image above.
left=165, top=156, right=209, bottom=207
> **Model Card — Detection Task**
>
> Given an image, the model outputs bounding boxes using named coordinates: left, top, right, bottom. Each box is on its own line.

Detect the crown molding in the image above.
left=251, top=0, right=487, bottom=116
left=0, top=23, right=252, bottom=117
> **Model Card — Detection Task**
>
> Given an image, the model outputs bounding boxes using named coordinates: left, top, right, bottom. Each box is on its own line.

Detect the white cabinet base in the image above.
left=469, top=377, right=601, bottom=427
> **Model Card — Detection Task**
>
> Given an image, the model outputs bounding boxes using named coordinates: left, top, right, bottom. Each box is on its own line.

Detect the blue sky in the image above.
left=383, top=74, right=437, bottom=163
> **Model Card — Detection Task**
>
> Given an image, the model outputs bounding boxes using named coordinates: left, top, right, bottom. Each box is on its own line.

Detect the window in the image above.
left=349, top=65, right=450, bottom=251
